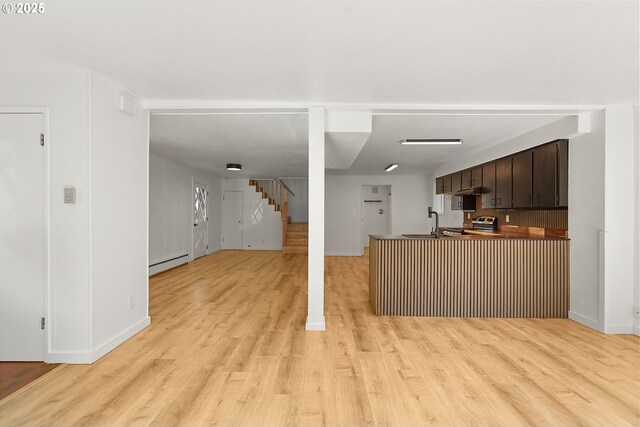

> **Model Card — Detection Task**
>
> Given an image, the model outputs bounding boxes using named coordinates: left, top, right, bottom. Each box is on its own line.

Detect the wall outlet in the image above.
left=506, top=215, right=510, bottom=223
left=128, top=296, right=135, bottom=310
left=467, top=213, right=471, bottom=219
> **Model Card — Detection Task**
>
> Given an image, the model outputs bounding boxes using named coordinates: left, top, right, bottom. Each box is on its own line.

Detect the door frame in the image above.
left=0, top=107, right=50, bottom=361
left=191, top=177, right=209, bottom=261
left=360, top=185, right=392, bottom=255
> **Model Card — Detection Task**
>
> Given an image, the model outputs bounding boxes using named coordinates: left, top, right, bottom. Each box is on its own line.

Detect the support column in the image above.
left=306, top=107, right=326, bottom=331
left=602, top=105, right=637, bottom=334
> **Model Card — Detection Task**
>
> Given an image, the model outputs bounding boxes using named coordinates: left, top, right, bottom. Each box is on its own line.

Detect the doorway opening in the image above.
left=361, top=185, right=392, bottom=253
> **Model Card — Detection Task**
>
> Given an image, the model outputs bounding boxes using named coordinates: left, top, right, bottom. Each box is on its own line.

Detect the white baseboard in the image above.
left=207, top=246, right=222, bottom=255
left=568, top=311, right=603, bottom=332
left=603, top=323, right=635, bottom=334
left=46, top=316, right=151, bottom=364
left=149, top=256, right=188, bottom=276
left=305, top=315, right=326, bottom=331
left=633, top=324, right=640, bottom=336
left=325, top=252, right=362, bottom=257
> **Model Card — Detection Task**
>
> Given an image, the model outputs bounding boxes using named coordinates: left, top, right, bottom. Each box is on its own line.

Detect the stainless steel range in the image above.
left=471, top=216, right=498, bottom=233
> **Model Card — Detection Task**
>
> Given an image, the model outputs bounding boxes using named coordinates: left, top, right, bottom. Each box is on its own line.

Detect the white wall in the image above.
left=90, top=72, right=150, bottom=356
left=149, top=154, right=222, bottom=275
left=602, top=106, right=636, bottom=334
left=221, top=179, right=282, bottom=250
left=0, top=71, right=92, bottom=358
left=568, top=110, right=605, bottom=330
left=281, top=178, right=308, bottom=223
left=325, top=175, right=431, bottom=255
left=0, top=70, right=151, bottom=362
left=634, top=104, right=640, bottom=336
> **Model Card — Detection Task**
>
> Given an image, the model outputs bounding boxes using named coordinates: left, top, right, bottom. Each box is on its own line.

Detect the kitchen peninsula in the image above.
left=369, top=139, right=570, bottom=319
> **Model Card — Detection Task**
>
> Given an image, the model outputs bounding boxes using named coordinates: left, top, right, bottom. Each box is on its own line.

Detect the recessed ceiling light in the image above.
left=226, top=163, right=242, bottom=171
left=385, top=164, right=399, bottom=172
left=400, top=138, right=463, bottom=145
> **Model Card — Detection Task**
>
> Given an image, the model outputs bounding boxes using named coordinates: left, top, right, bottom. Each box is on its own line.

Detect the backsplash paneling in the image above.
left=462, top=196, right=568, bottom=230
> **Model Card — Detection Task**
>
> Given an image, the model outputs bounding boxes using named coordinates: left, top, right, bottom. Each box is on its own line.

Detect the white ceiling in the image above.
left=150, top=114, right=309, bottom=178
left=1, top=1, right=637, bottom=106
left=150, top=113, right=565, bottom=177
left=340, top=114, right=563, bottom=175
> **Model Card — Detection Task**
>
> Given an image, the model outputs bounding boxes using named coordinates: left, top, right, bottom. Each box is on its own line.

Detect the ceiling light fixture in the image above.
left=400, top=138, right=463, bottom=145
left=385, top=163, right=399, bottom=172
left=226, top=163, right=242, bottom=171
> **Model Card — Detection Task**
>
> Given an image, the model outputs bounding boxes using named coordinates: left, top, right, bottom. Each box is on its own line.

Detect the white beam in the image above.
left=306, top=107, right=326, bottom=331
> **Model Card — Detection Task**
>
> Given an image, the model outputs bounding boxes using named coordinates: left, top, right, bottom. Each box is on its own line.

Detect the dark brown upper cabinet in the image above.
left=495, top=158, right=512, bottom=209
left=434, top=139, right=568, bottom=210
left=471, top=166, right=482, bottom=188
left=532, top=140, right=568, bottom=208
left=461, top=169, right=472, bottom=190
left=482, top=162, right=496, bottom=209
left=435, top=176, right=444, bottom=195
left=442, top=175, right=452, bottom=194
left=512, top=151, right=533, bottom=208
left=451, top=173, right=462, bottom=193
left=451, top=195, right=463, bottom=210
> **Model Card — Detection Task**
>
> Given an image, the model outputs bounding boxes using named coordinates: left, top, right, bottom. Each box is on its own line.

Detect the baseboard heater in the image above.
left=149, top=254, right=189, bottom=268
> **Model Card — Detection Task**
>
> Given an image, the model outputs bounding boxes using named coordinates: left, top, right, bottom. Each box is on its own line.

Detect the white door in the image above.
left=192, top=182, right=209, bottom=259
left=222, top=191, right=243, bottom=249
left=0, top=113, right=45, bottom=361
left=363, top=201, right=389, bottom=247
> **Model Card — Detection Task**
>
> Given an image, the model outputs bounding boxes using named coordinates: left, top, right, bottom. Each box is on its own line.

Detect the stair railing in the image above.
left=249, top=178, right=292, bottom=251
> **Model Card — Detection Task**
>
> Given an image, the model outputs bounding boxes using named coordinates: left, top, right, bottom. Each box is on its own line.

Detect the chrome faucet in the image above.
left=428, top=206, right=439, bottom=239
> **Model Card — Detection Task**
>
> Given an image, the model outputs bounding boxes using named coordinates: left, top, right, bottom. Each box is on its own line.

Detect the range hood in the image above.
left=454, top=187, right=483, bottom=196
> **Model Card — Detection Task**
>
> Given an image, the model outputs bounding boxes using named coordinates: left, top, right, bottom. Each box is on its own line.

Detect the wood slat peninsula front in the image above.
left=369, top=235, right=569, bottom=318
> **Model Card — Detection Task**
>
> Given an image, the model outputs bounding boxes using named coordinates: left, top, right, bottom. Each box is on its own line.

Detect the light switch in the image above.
left=64, top=187, right=76, bottom=204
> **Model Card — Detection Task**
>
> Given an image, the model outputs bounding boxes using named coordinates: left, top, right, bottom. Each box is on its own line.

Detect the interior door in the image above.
left=192, top=182, right=208, bottom=259
left=363, top=201, right=389, bottom=248
left=222, top=191, right=243, bottom=249
left=0, top=113, right=45, bottom=361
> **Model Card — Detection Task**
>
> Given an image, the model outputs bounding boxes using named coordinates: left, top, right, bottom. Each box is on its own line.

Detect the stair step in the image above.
left=287, top=223, right=308, bottom=232
left=285, top=231, right=307, bottom=237
left=283, top=245, right=308, bottom=254
left=285, top=240, right=307, bottom=246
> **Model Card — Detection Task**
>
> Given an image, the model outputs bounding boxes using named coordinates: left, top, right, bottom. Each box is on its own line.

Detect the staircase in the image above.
left=249, top=179, right=308, bottom=254
left=283, top=223, right=308, bottom=254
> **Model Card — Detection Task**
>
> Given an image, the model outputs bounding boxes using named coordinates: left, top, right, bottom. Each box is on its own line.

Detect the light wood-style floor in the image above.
left=0, top=250, right=638, bottom=426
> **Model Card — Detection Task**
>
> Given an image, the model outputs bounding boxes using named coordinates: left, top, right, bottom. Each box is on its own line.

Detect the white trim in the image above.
left=149, top=256, right=189, bottom=276
left=143, top=101, right=604, bottom=114
left=0, top=108, right=50, bottom=362
left=325, top=252, right=363, bottom=257
left=208, top=246, right=222, bottom=255
left=305, top=316, right=326, bottom=331
left=603, top=323, right=636, bottom=335
left=633, top=325, right=640, bottom=336
left=45, top=316, right=150, bottom=364
left=569, top=311, right=603, bottom=332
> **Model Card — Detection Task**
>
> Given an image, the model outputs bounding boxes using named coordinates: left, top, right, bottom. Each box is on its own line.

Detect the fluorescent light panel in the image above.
left=385, top=163, right=399, bottom=172
left=400, top=138, right=463, bottom=145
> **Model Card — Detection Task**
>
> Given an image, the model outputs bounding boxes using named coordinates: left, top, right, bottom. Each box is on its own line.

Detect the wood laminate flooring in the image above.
left=0, top=250, right=638, bottom=426
left=0, top=363, right=60, bottom=401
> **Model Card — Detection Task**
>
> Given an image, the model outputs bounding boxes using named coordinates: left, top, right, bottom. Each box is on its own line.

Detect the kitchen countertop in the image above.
left=370, top=230, right=569, bottom=241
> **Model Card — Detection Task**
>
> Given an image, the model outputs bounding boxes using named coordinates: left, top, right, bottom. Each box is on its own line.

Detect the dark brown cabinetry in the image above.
left=512, top=151, right=532, bottom=208
left=435, top=139, right=568, bottom=210
left=482, top=162, right=496, bottom=209
left=435, top=176, right=444, bottom=194
left=451, top=196, right=463, bottom=210
left=532, top=143, right=557, bottom=207
left=495, top=158, right=512, bottom=208
left=442, top=175, right=452, bottom=194
left=471, top=167, right=482, bottom=188
left=461, top=169, right=472, bottom=190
